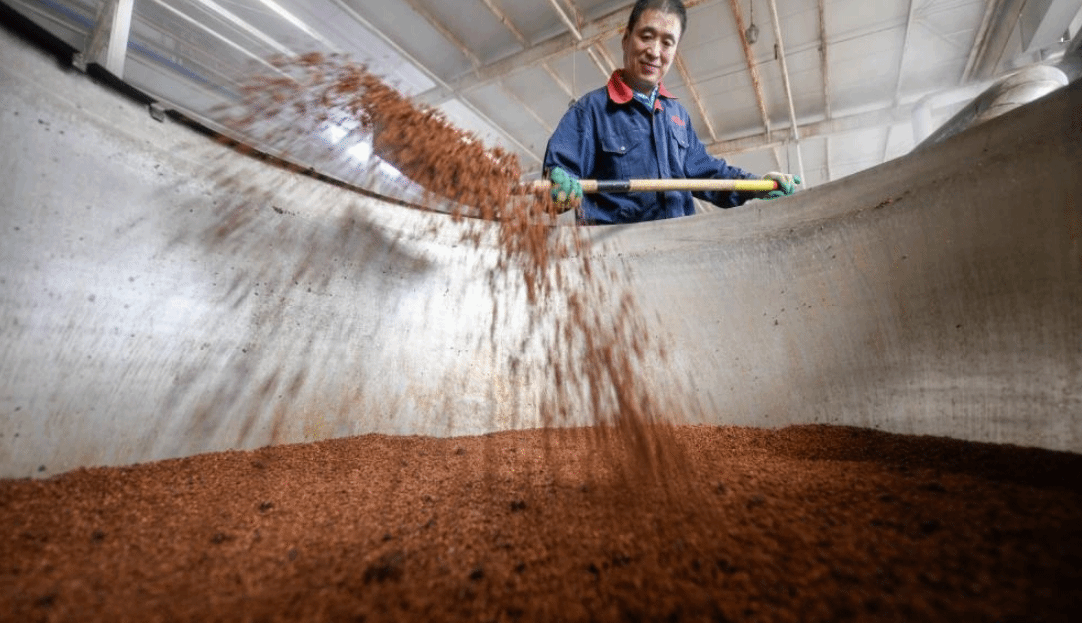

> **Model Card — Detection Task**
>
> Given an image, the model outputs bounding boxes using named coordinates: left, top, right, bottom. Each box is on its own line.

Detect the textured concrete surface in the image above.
left=1, top=26, right=1080, bottom=478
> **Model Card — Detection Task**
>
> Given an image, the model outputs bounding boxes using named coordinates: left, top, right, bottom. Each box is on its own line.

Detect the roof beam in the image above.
left=673, top=53, right=718, bottom=142
left=476, top=0, right=575, bottom=99
left=591, top=41, right=619, bottom=75
left=560, top=0, right=619, bottom=77
left=962, top=0, right=1002, bottom=83
left=916, top=15, right=970, bottom=53
left=478, top=0, right=529, bottom=44
left=706, top=102, right=916, bottom=157
left=415, top=0, right=720, bottom=107
left=542, top=63, right=576, bottom=99
left=726, top=0, right=771, bottom=135
left=400, top=0, right=482, bottom=67
left=727, top=0, right=773, bottom=168
left=962, top=0, right=1027, bottom=83
left=892, top=0, right=920, bottom=108
left=548, top=0, right=583, bottom=40
left=548, top=0, right=616, bottom=79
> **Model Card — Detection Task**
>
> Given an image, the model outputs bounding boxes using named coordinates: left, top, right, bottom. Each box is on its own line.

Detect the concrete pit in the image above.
left=2, top=22, right=1081, bottom=621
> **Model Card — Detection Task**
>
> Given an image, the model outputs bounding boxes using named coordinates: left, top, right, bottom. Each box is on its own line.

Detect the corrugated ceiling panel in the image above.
left=502, top=66, right=570, bottom=136
left=775, top=0, right=821, bottom=48
left=343, top=0, right=473, bottom=79
left=408, top=0, right=521, bottom=63
left=826, top=0, right=908, bottom=36
left=898, top=24, right=972, bottom=95
left=684, top=0, right=734, bottom=44
left=829, top=29, right=905, bottom=112
left=922, top=0, right=987, bottom=37
left=696, top=74, right=767, bottom=137
left=499, top=0, right=576, bottom=45
left=678, top=35, right=746, bottom=85
left=549, top=50, right=613, bottom=98
left=437, top=98, right=512, bottom=151
left=466, top=82, right=549, bottom=147
left=775, top=45, right=829, bottom=120
left=583, top=0, right=636, bottom=22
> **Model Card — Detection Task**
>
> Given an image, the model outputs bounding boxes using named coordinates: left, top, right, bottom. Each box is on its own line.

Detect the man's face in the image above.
left=621, top=8, right=682, bottom=93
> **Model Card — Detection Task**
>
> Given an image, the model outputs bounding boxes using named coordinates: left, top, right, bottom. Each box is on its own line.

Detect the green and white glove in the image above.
left=548, top=166, right=583, bottom=210
left=761, top=172, right=802, bottom=199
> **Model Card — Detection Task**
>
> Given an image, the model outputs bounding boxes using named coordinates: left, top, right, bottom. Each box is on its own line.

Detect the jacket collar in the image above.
left=606, top=70, right=676, bottom=110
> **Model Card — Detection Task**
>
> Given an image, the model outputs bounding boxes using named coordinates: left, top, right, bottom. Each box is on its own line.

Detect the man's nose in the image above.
left=645, top=41, right=660, bottom=58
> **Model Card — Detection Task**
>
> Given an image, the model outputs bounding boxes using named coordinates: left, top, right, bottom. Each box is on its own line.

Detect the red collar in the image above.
left=606, top=70, right=676, bottom=110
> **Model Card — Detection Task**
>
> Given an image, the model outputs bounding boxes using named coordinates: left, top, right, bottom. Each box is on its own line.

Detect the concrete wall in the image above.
left=2, top=26, right=1080, bottom=478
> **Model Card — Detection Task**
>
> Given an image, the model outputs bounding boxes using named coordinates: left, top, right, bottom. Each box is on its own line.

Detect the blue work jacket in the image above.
left=543, top=71, right=758, bottom=224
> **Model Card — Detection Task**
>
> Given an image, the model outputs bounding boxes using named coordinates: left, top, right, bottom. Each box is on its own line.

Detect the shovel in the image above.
left=528, top=178, right=779, bottom=194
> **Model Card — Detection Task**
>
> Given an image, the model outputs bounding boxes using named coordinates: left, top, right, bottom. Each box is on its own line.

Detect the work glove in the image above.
left=548, top=166, right=582, bottom=210
left=761, top=172, right=801, bottom=199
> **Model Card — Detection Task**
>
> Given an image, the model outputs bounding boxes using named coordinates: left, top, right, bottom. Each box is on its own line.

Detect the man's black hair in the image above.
left=625, top=0, right=688, bottom=40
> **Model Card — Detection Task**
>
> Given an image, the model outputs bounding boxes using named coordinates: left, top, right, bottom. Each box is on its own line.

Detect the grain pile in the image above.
left=3, top=426, right=1080, bottom=621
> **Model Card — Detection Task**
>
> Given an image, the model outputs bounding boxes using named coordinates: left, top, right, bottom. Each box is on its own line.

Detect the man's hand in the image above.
left=761, top=172, right=801, bottom=199
left=548, top=166, right=583, bottom=210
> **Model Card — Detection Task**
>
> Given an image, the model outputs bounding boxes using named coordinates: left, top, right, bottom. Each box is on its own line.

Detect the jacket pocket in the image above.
left=669, top=123, right=689, bottom=149
left=668, top=123, right=689, bottom=173
left=599, top=134, right=641, bottom=179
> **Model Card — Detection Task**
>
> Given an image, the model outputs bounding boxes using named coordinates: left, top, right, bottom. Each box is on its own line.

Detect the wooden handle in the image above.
left=529, top=178, right=779, bottom=194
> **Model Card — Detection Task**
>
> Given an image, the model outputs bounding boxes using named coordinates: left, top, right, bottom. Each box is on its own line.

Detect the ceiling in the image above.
left=8, top=0, right=1082, bottom=197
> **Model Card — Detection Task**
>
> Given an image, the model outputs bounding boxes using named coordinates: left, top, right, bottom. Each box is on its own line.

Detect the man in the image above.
left=543, top=0, right=799, bottom=225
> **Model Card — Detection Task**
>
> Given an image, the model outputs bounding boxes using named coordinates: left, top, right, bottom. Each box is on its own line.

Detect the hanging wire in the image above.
left=570, top=46, right=577, bottom=108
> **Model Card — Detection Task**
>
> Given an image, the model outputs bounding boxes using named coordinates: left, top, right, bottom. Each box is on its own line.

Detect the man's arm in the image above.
left=543, top=103, right=593, bottom=214
left=679, top=119, right=759, bottom=209
left=543, top=103, right=593, bottom=180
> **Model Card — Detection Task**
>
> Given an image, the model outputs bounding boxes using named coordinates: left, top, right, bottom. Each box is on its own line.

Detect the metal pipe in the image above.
left=915, top=64, right=1069, bottom=150
left=548, top=0, right=583, bottom=41
left=766, top=0, right=805, bottom=181
left=893, top=0, right=918, bottom=107
left=817, top=0, right=831, bottom=121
